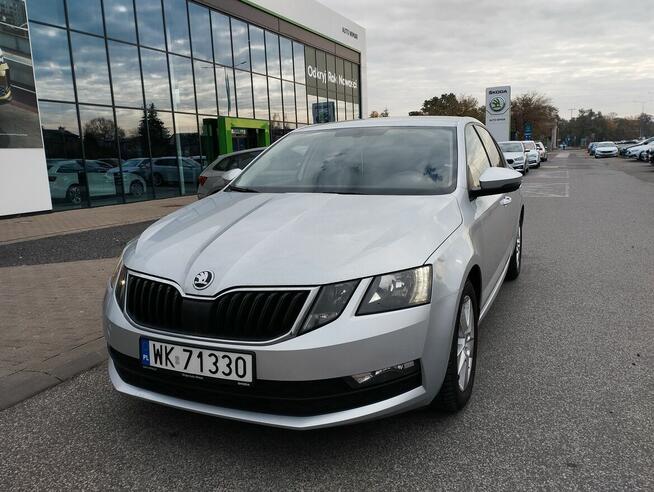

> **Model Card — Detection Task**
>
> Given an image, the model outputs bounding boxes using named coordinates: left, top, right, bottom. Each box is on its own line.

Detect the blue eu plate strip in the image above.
left=140, top=338, right=150, bottom=366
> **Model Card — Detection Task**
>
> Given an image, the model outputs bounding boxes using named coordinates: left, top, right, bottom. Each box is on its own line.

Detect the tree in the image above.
left=139, top=103, right=172, bottom=156
left=558, top=109, right=651, bottom=145
left=412, top=93, right=484, bottom=121
left=82, top=117, right=125, bottom=159
left=510, top=92, right=558, bottom=141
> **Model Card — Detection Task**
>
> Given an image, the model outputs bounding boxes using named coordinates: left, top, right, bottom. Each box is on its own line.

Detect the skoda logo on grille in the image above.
left=193, top=271, right=214, bottom=290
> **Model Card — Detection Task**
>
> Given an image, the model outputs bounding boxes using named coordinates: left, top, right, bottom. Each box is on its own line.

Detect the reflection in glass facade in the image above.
left=28, top=0, right=361, bottom=210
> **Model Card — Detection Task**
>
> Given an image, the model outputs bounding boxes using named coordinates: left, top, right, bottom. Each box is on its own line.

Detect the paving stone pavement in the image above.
left=0, top=258, right=117, bottom=409
left=1, top=195, right=195, bottom=245
left=0, top=195, right=196, bottom=409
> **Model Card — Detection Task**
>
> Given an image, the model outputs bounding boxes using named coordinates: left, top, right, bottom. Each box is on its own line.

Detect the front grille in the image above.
left=111, top=348, right=422, bottom=416
left=126, top=275, right=310, bottom=341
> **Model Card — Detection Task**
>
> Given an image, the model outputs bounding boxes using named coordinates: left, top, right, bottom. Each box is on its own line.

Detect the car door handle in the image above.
left=500, top=196, right=512, bottom=206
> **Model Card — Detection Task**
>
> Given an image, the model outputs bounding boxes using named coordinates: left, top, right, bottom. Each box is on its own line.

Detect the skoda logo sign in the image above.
left=489, top=96, right=506, bottom=113
left=193, top=271, right=214, bottom=290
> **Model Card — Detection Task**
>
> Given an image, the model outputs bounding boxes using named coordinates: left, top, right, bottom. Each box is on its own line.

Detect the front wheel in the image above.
left=129, top=180, right=145, bottom=197
left=506, top=220, right=522, bottom=281
left=432, top=281, right=478, bottom=412
left=66, top=184, right=82, bottom=205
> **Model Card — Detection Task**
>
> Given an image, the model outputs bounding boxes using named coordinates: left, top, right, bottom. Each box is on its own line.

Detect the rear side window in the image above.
left=213, top=155, right=238, bottom=171
left=475, top=126, right=504, bottom=167
left=465, top=125, right=490, bottom=188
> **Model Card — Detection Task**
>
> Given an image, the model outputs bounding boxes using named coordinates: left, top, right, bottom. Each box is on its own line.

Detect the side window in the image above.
left=475, top=126, right=503, bottom=167
left=465, top=125, right=490, bottom=188
left=214, top=156, right=236, bottom=172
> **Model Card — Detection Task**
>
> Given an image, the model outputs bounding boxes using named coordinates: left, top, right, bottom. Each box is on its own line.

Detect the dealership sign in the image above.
left=306, top=65, right=357, bottom=89
left=485, top=86, right=511, bottom=142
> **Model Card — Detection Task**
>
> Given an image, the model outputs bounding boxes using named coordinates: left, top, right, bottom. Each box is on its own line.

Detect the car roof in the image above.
left=293, top=116, right=481, bottom=133
left=220, top=147, right=266, bottom=157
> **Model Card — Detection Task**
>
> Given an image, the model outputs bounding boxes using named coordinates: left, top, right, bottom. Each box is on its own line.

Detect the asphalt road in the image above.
left=1, top=151, right=652, bottom=490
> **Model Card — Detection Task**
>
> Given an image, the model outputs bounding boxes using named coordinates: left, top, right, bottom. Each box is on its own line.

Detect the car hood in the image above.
left=596, top=146, right=617, bottom=152
left=502, top=152, right=524, bottom=160
left=125, top=192, right=462, bottom=295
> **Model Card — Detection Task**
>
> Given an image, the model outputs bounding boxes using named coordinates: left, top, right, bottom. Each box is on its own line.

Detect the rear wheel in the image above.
left=432, top=281, right=478, bottom=412
left=506, top=220, right=522, bottom=281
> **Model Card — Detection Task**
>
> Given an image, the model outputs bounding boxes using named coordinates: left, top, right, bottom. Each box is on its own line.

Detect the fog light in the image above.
left=350, top=360, right=417, bottom=387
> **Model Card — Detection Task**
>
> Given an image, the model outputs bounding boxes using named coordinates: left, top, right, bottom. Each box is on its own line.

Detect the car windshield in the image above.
left=499, top=142, right=523, bottom=152
left=231, top=126, right=457, bottom=195
left=597, top=142, right=615, bottom=147
left=523, top=141, right=536, bottom=150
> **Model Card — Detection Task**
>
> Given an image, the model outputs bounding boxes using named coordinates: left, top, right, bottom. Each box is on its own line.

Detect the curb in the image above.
left=0, top=337, right=108, bottom=411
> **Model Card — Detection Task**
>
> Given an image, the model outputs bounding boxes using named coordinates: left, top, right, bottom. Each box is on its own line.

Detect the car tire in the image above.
left=153, top=173, right=164, bottom=187
left=66, top=184, right=82, bottom=205
left=130, top=180, right=144, bottom=197
left=432, top=280, right=478, bottom=412
left=505, top=220, right=522, bottom=281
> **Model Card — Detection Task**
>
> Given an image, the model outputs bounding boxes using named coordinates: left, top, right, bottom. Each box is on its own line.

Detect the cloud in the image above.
left=318, top=0, right=654, bottom=117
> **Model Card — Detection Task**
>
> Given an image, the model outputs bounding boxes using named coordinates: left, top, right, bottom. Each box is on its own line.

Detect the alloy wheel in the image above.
left=457, top=295, right=475, bottom=391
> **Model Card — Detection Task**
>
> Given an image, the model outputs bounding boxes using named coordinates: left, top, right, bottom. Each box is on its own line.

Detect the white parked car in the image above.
left=499, top=141, right=529, bottom=174
left=522, top=140, right=541, bottom=168
left=48, top=159, right=147, bottom=204
left=593, top=141, right=619, bottom=158
left=104, top=117, right=525, bottom=429
left=197, top=147, right=264, bottom=199
left=625, top=137, right=654, bottom=158
left=535, top=141, right=548, bottom=162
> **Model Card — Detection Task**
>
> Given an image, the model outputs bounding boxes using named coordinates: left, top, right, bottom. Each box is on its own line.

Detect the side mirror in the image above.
left=470, top=167, right=522, bottom=198
left=222, top=168, right=242, bottom=182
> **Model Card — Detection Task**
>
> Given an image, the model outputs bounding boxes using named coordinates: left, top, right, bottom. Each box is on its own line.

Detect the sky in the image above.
left=318, top=0, right=654, bottom=119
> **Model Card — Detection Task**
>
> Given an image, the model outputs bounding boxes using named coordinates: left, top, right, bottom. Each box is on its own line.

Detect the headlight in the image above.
left=357, top=265, right=432, bottom=316
left=514, top=156, right=524, bottom=162
left=110, top=256, right=127, bottom=308
left=300, top=280, right=360, bottom=334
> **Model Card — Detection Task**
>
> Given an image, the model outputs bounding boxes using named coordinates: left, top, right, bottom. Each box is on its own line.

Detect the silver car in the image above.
left=522, top=140, right=541, bottom=168
left=499, top=141, right=529, bottom=174
left=197, top=148, right=264, bottom=199
left=104, top=117, right=524, bottom=430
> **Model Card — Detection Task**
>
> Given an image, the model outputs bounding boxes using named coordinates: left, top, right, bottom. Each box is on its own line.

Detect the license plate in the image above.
left=140, top=339, right=254, bottom=383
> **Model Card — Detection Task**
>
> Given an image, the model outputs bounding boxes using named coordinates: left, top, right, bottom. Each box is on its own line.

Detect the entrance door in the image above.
left=231, top=128, right=260, bottom=152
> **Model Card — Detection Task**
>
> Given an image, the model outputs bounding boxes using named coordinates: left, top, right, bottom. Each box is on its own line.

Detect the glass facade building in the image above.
left=25, top=0, right=362, bottom=210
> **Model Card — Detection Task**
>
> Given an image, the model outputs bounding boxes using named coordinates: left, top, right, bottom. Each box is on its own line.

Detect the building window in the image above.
left=70, top=32, right=112, bottom=105
left=140, top=48, right=171, bottom=111
left=27, top=0, right=67, bottom=27
left=67, top=0, right=104, bottom=36
left=135, top=0, right=166, bottom=50
left=163, top=0, right=191, bottom=56
left=30, top=24, right=74, bottom=102
left=234, top=70, right=253, bottom=118
left=188, top=2, right=212, bottom=61
left=265, top=31, right=280, bottom=79
left=108, top=41, right=144, bottom=108
left=104, top=0, right=137, bottom=43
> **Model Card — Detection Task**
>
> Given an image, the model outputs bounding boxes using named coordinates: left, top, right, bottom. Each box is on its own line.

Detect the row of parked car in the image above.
left=587, top=137, right=654, bottom=162
left=497, top=140, right=547, bottom=174
left=47, top=157, right=203, bottom=204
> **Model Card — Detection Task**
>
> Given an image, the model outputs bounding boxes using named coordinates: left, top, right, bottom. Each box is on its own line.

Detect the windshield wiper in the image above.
left=227, top=184, right=260, bottom=193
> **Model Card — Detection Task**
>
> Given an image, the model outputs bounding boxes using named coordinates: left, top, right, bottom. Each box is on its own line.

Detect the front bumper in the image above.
left=104, top=276, right=456, bottom=429
left=595, top=152, right=618, bottom=158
